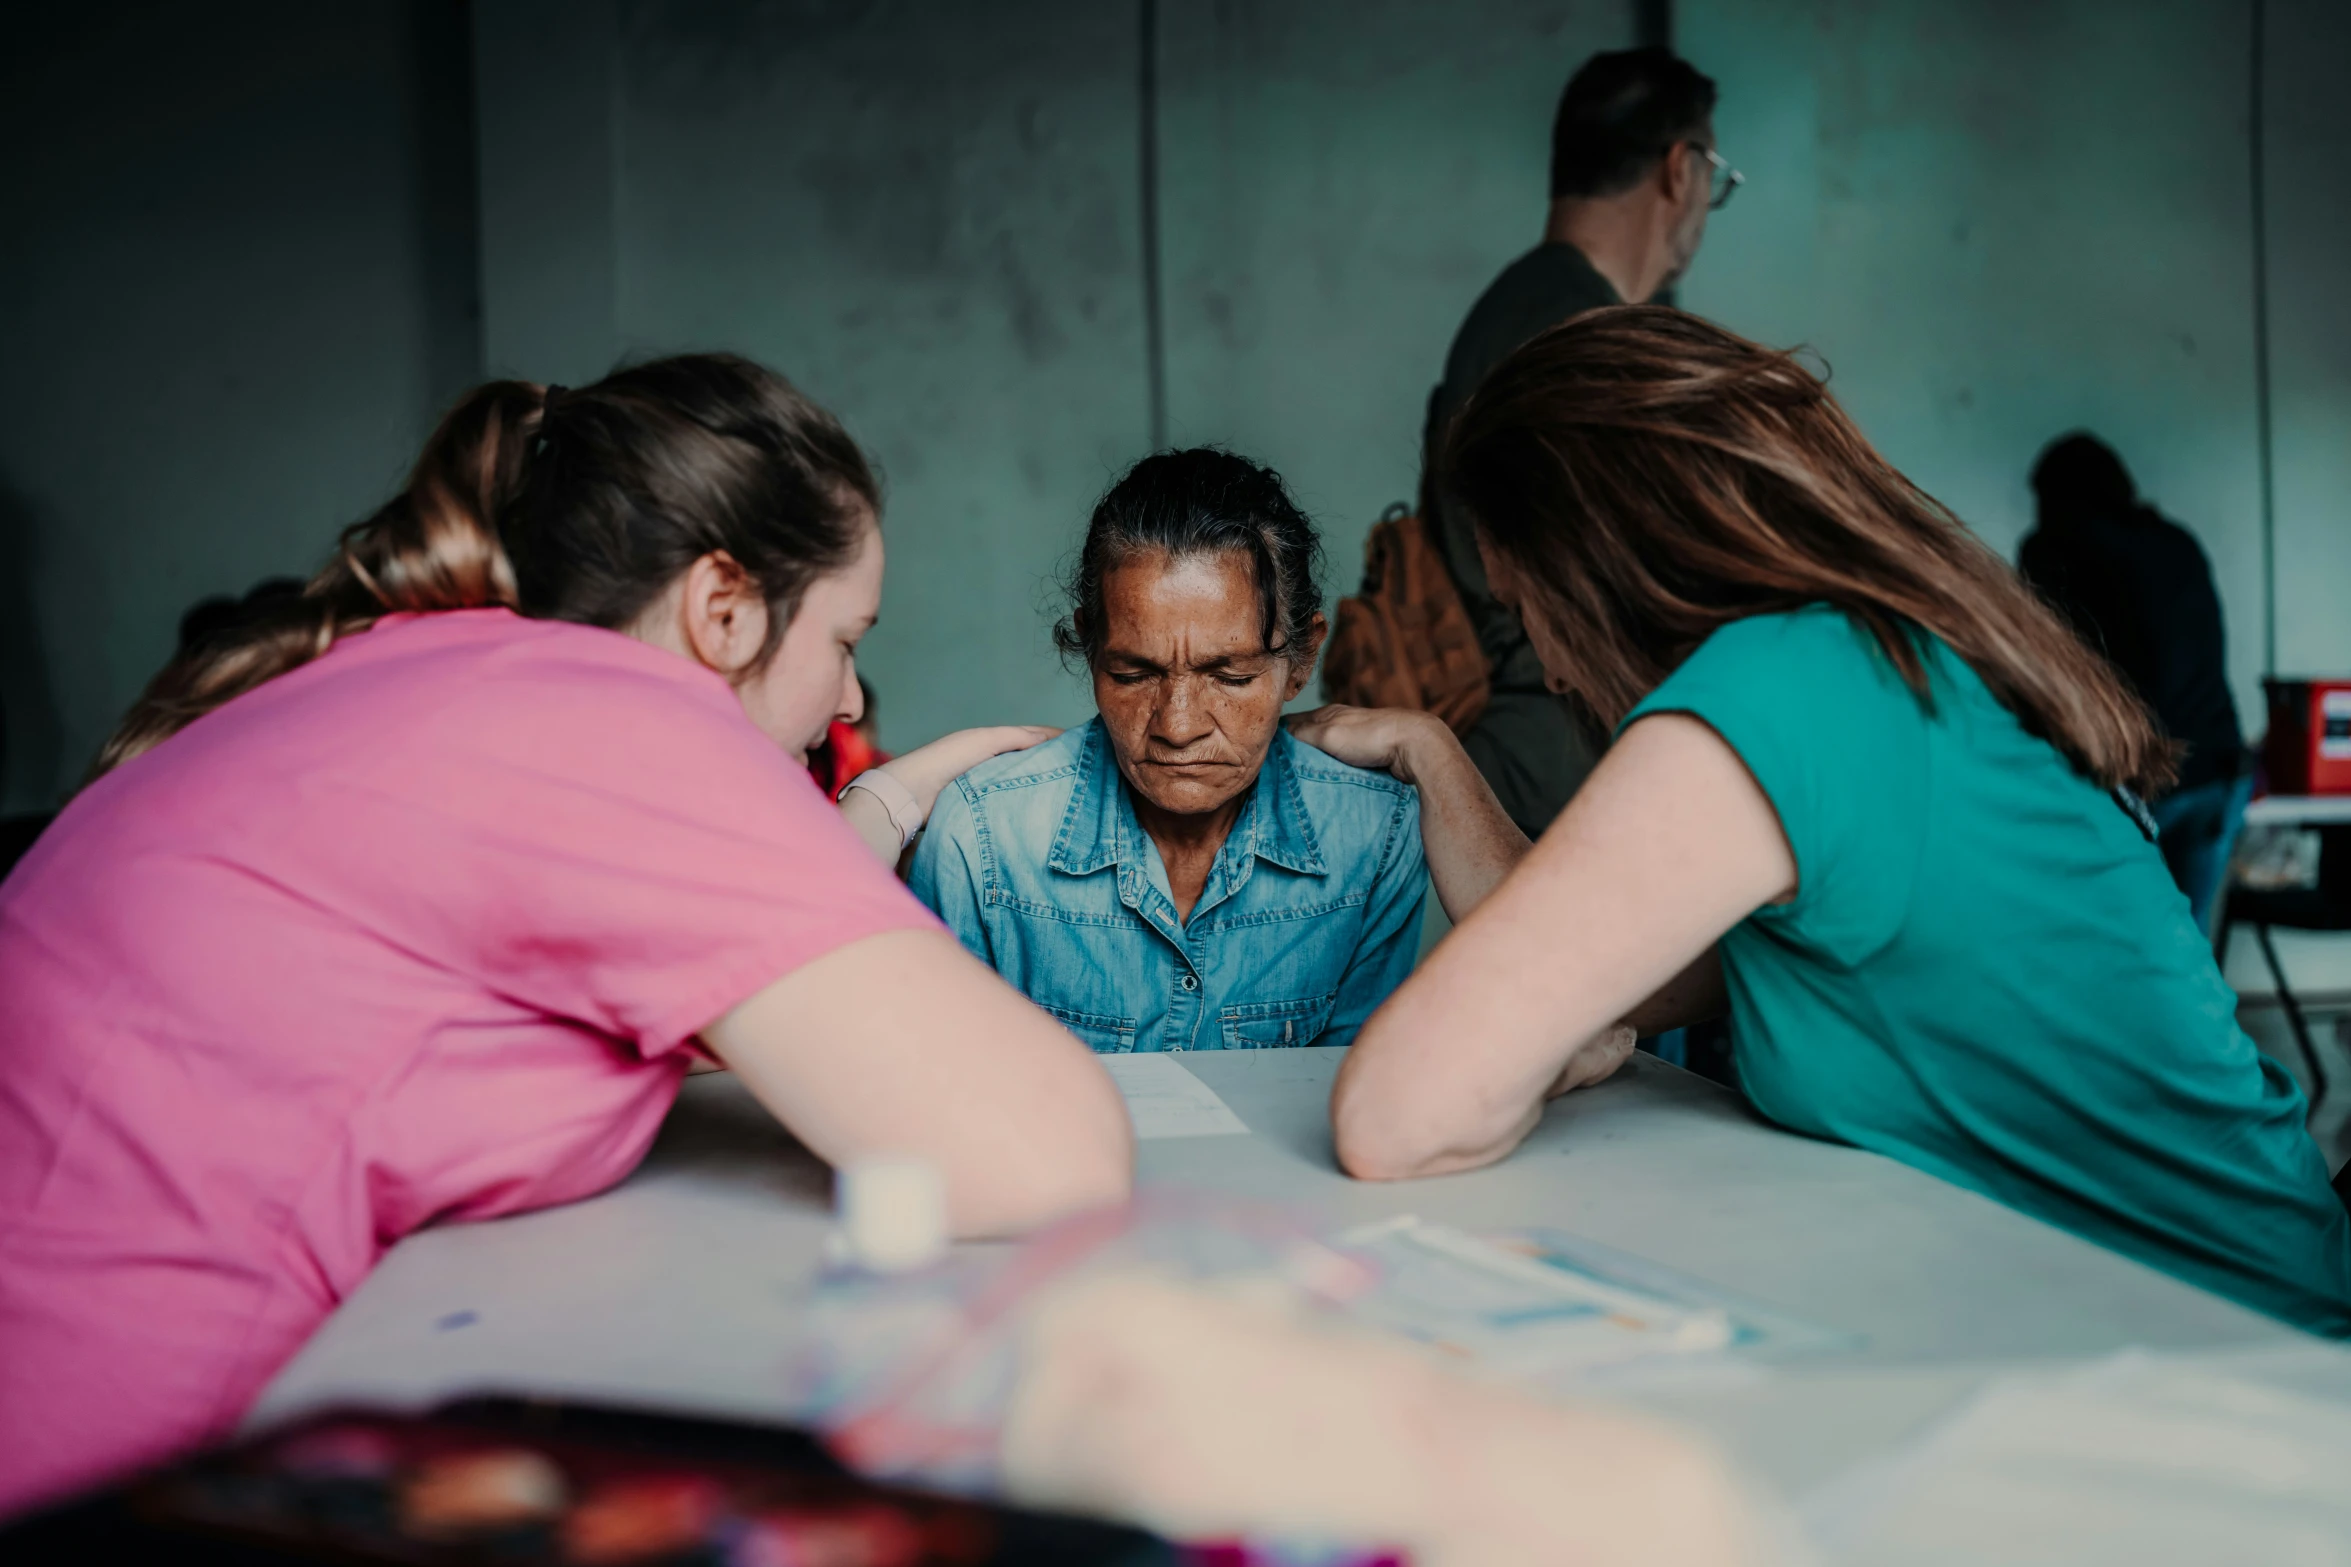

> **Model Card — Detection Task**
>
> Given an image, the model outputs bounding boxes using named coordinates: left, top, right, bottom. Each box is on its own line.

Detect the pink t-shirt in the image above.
left=0, top=610, right=935, bottom=1517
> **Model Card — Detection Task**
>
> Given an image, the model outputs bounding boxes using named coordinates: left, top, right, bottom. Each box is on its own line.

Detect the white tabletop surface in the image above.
left=2244, top=792, right=2351, bottom=826
left=254, top=1046, right=2327, bottom=1509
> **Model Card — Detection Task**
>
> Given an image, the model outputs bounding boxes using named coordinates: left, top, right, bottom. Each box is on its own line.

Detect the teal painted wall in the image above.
left=0, top=2, right=479, bottom=813
left=2266, top=0, right=2351, bottom=685
left=1680, top=0, right=2351, bottom=736
left=566, top=0, right=1632, bottom=750
left=609, top=0, right=1156, bottom=743
left=3, top=0, right=2343, bottom=819
left=1152, top=0, right=1629, bottom=590
left=1674, top=0, right=2351, bottom=998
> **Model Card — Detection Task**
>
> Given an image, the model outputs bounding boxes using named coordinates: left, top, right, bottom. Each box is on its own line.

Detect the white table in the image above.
left=255, top=1047, right=2315, bottom=1507
left=2243, top=793, right=2351, bottom=827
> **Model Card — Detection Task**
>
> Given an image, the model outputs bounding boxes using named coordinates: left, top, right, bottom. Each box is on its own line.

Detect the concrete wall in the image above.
left=0, top=2, right=478, bottom=812
left=1154, top=0, right=1629, bottom=577
left=1679, top=0, right=2272, bottom=722
left=4, top=0, right=2343, bottom=821
left=607, top=0, right=1156, bottom=741
left=2266, top=0, right=2351, bottom=685
left=465, top=0, right=1631, bottom=751
left=1675, top=0, right=2351, bottom=996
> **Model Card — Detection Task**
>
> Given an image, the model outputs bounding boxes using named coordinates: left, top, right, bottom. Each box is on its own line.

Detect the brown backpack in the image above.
left=1321, top=503, right=1490, bottom=733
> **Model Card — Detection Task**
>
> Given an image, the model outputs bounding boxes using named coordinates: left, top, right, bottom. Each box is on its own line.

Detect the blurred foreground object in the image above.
left=1001, top=1270, right=1802, bottom=1567
left=790, top=1196, right=1810, bottom=1565
left=0, top=1398, right=1168, bottom=1564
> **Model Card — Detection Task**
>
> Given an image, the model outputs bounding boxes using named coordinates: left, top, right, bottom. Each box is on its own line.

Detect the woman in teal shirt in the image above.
left=1299, top=306, right=2351, bottom=1335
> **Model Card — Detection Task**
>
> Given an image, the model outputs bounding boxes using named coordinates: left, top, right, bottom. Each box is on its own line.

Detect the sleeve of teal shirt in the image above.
left=1624, top=608, right=1931, bottom=968
left=906, top=776, right=997, bottom=967
left=1321, top=786, right=1430, bottom=1047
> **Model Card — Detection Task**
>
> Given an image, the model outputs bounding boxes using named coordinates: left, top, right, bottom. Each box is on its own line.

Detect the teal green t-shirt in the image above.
left=1628, top=606, right=2351, bottom=1335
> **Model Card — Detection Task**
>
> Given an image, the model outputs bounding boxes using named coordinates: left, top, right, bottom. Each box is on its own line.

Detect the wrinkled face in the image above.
left=1093, top=549, right=1314, bottom=819
left=735, top=520, right=882, bottom=763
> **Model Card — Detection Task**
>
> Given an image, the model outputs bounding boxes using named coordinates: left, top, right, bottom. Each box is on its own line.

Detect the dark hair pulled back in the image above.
left=96, top=353, right=874, bottom=776
left=1053, top=447, right=1324, bottom=667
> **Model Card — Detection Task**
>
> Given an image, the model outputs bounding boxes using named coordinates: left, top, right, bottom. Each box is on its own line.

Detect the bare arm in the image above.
left=703, top=927, right=1133, bottom=1235
left=1331, top=714, right=1795, bottom=1181
left=837, top=725, right=1061, bottom=865
left=1285, top=706, right=1530, bottom=922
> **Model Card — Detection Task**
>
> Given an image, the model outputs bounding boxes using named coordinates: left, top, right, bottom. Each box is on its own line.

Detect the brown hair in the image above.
left=1441, top=306, right=2176, bottom=795
left=96, top=354, right=876, bottom=777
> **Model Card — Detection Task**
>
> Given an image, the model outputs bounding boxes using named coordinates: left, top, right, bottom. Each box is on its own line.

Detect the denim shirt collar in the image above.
left=1048, top=719, right=1328, bottom=884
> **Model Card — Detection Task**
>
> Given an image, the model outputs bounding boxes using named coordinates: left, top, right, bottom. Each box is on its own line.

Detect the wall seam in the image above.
left=2251, top=0, right=2277, bottom=677
left=1137, top=0, right=1168, bottom=452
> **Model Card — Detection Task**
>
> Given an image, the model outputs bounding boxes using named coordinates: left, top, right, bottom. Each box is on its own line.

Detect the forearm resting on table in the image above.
left=1332, top=715, right=1794, bottom=1182
left=703, top=928, right=1133, bottom=1235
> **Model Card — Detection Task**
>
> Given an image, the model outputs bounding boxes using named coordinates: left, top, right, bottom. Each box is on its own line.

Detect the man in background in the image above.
left=1423, top=47, right=1734, bottom=836
left=2019, top=432, right=2249, bottom=934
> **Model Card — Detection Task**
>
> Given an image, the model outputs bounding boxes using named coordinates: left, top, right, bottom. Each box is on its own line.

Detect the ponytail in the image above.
left=92, top=383, right=542, bottom=778
left=94, top=354, right=875, bottom=780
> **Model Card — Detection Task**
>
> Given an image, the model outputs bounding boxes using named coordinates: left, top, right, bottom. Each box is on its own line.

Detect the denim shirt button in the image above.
left=1179, top=973, right=1199, bottom=992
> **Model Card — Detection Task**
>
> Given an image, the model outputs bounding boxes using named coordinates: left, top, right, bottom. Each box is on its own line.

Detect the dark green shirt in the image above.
left=1629, top=607, right=2351, bottom=1335
left=1424, top=243, right=1619, bottom=833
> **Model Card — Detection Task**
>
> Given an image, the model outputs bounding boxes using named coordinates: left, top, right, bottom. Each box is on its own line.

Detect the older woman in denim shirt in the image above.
left=909, top=450, right=1430, bottom=1052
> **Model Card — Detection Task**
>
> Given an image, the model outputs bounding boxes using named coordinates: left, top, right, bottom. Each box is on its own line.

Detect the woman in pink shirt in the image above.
left=0, top=355, right=1132, bottom=1518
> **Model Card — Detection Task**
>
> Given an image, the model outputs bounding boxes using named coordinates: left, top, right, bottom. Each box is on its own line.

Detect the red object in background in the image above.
left=2263, top=679, right=2351, bottom=796
left=810, top=720, right=889, bottom=799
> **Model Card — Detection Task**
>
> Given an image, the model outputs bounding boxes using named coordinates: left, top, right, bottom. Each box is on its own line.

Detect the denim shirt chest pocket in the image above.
left=1045, top=1002, right=1139, bottom=1054
left=1218, top=990, right=1336, bottom=1048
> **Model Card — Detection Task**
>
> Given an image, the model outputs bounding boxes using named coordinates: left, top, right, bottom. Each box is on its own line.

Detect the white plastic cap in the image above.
left=836, top=1155, right=948, bottom=1272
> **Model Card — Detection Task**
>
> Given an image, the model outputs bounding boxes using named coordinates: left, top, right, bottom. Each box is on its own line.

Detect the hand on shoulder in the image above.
left=1284, top=705, right=1451, bottom=785
left=879, top=725, right=1061, bottom=817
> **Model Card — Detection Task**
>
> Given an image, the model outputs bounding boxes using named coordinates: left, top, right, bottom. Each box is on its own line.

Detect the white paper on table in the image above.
left=1802, top=1349, right=2351, bottom=1566
left=1099, top=1054, right=1249, bottom=1140
left=1334, top=1216, right=1736, bottom=1380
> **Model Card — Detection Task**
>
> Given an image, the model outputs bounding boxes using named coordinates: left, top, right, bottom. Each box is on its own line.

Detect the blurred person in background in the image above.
left=2019, top=432, right=2250, bottom=935
left=1421, top=46, right=1735, bottom=838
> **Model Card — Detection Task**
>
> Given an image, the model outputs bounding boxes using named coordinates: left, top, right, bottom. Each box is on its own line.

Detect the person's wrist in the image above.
left=841, top=765, right=928, bottom=849
left=1391, top=712, right=1456, bottom=787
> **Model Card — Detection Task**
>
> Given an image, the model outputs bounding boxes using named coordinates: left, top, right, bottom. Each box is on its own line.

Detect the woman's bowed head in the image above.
left=1055, top=449, right=1328, bottom=898
left=1443, top=307, right=2174, bottom=794
left=910, top=450, right=1429, bottom=1054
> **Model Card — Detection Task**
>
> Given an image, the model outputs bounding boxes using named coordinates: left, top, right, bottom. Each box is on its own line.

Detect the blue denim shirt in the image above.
left=909, top=719, right=1426, bottom=1052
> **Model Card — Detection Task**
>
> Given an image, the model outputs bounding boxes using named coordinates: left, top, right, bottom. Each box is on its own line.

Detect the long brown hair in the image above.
left=1441, top=306, right=2176, bottom=795
left=96, top=354, right=876, bottom=777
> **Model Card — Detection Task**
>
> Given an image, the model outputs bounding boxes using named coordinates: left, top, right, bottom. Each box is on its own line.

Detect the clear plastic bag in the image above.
left=787, top=1194, right=1367, bottom=1494
left=787, top=1191, right=1836, bottom=1492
